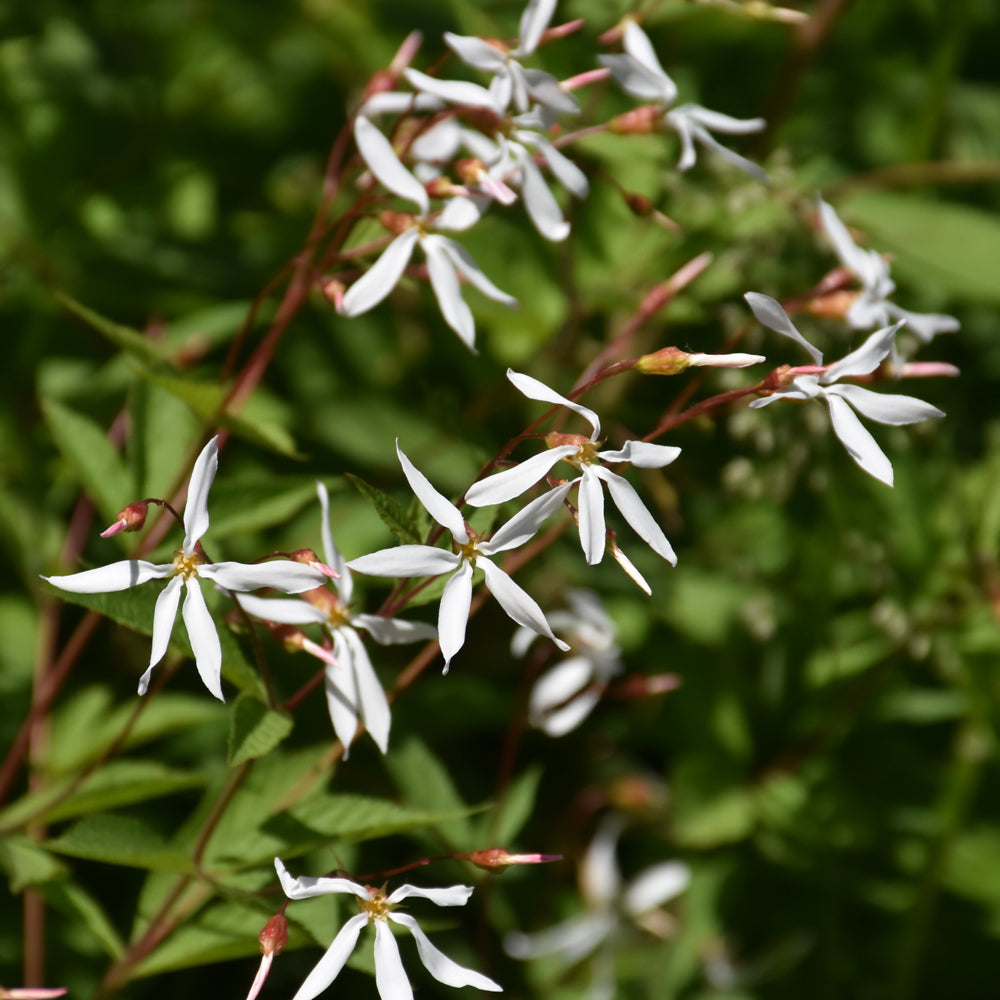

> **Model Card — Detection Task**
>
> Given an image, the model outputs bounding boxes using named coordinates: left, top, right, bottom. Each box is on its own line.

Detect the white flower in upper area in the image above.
left=274, top=858, right=502, bottom=1000
left=818, top=198, right=959, bottom=344
left=347, top=442, right=570, bottom=673
left=505, top=817, right=690, bottom=1000
left=237, top=483, right=435, bottom=756
left=341, top=116, right=517, bottom=351
left=746, top=293, right=946, bottom=486
left=465, top=370, right=681, bottom=570
left=512, top=589, right=623, bottom=736
left=42, top=438, right=327, bottom=701
left=443, top=0, right=579, bottom=116
left=600, top=20, right=767, bottom=181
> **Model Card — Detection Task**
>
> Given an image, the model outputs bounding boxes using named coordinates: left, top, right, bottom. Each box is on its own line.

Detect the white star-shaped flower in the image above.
left=347, top=442, right=570, bottom=673
left=600, top=20, right=766, bottom=180
left=341, top=115, right=517, bottom=351
left=275, top=858, right=502, bottom=1000
left=237, top=483, right=435, bottom=755
left=42, top=437, right=328, bottom=701
left=465, top=370, right=681, bottom=569
left=746, top=292, right=946, bottom=486
left=818, top=197, right=959, bottom=344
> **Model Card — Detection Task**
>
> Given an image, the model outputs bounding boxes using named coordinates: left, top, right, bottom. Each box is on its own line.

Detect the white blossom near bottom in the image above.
left=274, top=858, right=502, bottom=1000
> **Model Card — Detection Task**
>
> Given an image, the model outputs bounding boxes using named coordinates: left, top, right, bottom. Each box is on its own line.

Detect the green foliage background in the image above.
left=1, top=0, right=1000, bottom=998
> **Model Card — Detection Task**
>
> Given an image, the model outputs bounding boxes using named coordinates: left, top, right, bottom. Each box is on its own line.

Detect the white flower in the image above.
left=237, top=483, right=435, bottom=755
left=746, top=293, right=946, bottom=486
left=600, top=20, right=767, bottom=180
left=465, top=370, right=681, bottom=569
left=341, top=116, right=517, bottom=351
left=347, top=442, right=570, bottom=673
left=818, top=198, right=959, bottom=343
left=505, top=817, right=689, bottom=1000
left=274, top=858, right=502, bottom=1000
left=512, top=589, right=623, bottom=736
left=42, top=438, right=327, bottom=701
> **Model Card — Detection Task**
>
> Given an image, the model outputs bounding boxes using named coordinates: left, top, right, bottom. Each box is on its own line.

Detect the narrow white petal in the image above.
left=480, top=559, right=569, bottom=651
left=274, top=858, right=370, bottom=900
left=515, top=149, right=570, bottom=241
left=682, top=119, right=769, bottom=182
left=317, top=481, right=352, bottom=602
left=434, top=196, right=484, bottom=233
left=202, top=561, right=326, bottom=594
left=374, top=919, right=413, bottom=1000
left=622, top=20, right=674, bottom=94
left=688, top=351, right=767, bottom=368
left=824, top=384, right=944, bottom=426
left=744, top=292, right=823, bottom=365
left=465, top=447, right=576, bottom=506
left=444, top=32, right=507, bottom=72
left=598, top=53, right=673, bottom=103
left=519, top=131, right=589, bottom=197
left=885, top=303, right=959, bottom=344
left=353, top=614, right=437, bottom=645
left=612, top=544, right=652, bottom=595
left=144, top=575, right=184, bottom=691
left=182, top=579, right=224, bottom=701
left=422, top=235, right=476, bottom=348
left=517, top=0, right=557, bottom=55
left=818, top=198, right=870, bottom=276
left=821, top=323, right=901, bottom=382
left=183, top=436, right=219, bottom=551
left=507, top=369, right=601, bottom=437
left=677, top=104, right=766, bottom=135
left=825, top=393, right=894, bottom=486
left=581, top=817, right=624, bottom=905
left=341, top=230, right=419, bottom=317
left=433, top=236, right=519, bottom=306
left=403, top=68, right=500, bottom=111
left=537, top=688, right=602, bottom=737
left=396, top=441, right=469, bottom=542
left=343, top=628, right=392, bottom=754
left=348, top=545, right=460, bottom=579
left=293, top=913, right=370, bottom=1000
left=44, top=560, right=172, bottom=594
left=578, top=469, right=606, bottom=565
left=387, top=884, right=474, bottom=906
left=669, top=113, right=698, bottom=171
left=481, top=481, right=573, bottom=554
left=622, top=862, right=691, bottom=915
left=354, top=115, right=429, bottom=213
left=360, top=91, right=445, bottom=116
left=598, top=440, right=681, bottom=469
left=529, top=657, right=598, bottom=735
left=522, top=69, right=580, bottom=115
left=595, top=467, right=677, bottom=565
left=390, top=913, right=502, bottom=991
left=326, top=632, right=362, bottom=754
left=505, top=913, right=613, bottom=962
left=438, top=561, right=474, bottom=673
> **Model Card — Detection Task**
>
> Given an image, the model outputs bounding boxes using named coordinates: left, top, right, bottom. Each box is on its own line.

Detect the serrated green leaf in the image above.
left=227, top=694, right=294, bottom=766
left=0, top=836, right=68, bottom=892
left=42, top=397, right=134, bottom=522
left=46, top=813, right=194, bottom=872
left=55, top=291, right=167, bottom=365
left=346, top=473, right=424, bottom=545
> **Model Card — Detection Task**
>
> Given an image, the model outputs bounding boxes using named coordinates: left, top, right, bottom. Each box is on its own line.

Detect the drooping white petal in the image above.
left=677, top=104, right=766, bottom=135
left=885, top=303, right=959, bottom=344
left=513, top=147, right=570, bottom=241
left=622, top=20, right=674, bottom=97
left=353, top=614, right=437, bottom=645
left=354, top=116, right=429, bottom=214
left=292, top=913, right=370, bottom=1000
left=182, top=578, right=224, bottom=701
left=481, top=481, right=572, bottom=554
left=317, top=481, right=352, bottom=602
left=326, top=631, right=362, bottom=755
left=744, top=292, right=823, bottom=365
left=387, top=883, right=474, bottom=906
left=581, top=817, right=624, bottom=906
left=507, top=369, right=601, bottom=437
left=348, top=545, right=460, bottom=579
left=595, top=466, right=677, bottom=565
left=577, top=468, right=607, bottom=565
left=342, top=627, right=392, bottom=754
left=821, top=322, right=901, bottom=382
left=139, top=574, right=185, bottom=694
left=43, top=559, right=172, bottom=594
left=505, top=913, right=614, bottom=962
left=403, top=68, right=500, bottom=111
left=443, top=32, right=507, bottom=72
left=438, top=559, right=474, bottom=673
left=825, top=393, right=894, bottom=486
left=396, top=441, right=469, bottom=543
left=516, top=129, right=589, bottom=198
left=390, top=913, right=503, bottom=992
left=201, top=560, right=326, bottom=594
left=622, top=862, right=691, bottom=916
left=360, top=91, right=445, bottom=117
left=479, top=558, right=569, bottom=651
left=678, top=117, right=769, bottom=182
left=599, top=53, right=673, bottom=103
left=433, top=235, right=519, bottom=306
left=274, top=858, right=370, bottom=900
left=529, top=656, right=601, bottom=736
left=516, top=0, right=557, bottom=56
left=183, top=436, right=219, bottom=551
left=521, top=69, right=580, bottom=115
left=818, top=198, right=871, bottom=277
left=422, top=234, right=476, bottom=348
left=824, top=384, right=945, bottom=426
left=340, top=229, right=420, bottom=318
left=598, top=440, right=681, bottom=469
left=466, top=446, right=577, bottom=506
left=611, top=544, right=652, bottom=595
left=374, top=919, right=413, bottom=1000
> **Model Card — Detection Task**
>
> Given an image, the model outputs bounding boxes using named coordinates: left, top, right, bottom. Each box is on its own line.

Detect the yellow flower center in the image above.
left=456, top=537, right=480, bottom=567
left=358, top=888, right=395, bottom=921
left=172, top=549, right=202, bottom=580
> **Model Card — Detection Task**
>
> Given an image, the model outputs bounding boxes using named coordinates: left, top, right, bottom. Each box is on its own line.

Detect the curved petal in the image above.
left=825, top=383, right=944, bottom=426
left=516, top=0, right=557, bottom=55
left=396, top=442, right=468, bottom=542
left=622, top=861, right=691, bottom=916
left=326, top=632, right=362, bottom=754
left=353, top=614, right=437, bottom=645
left=581, top=817, right=624, bottom=906
left=317, top=481, right=352, bottom=602
left=293, top=913, right=370, bottom=1000
left=536, top=687, right=602, bottom=737
left=885, top=303, right=959, bottom=344
left=182, top=579, right=224, bottom=701
left=183, top=437, right=219, bottom=551
left=201, top=560, right=327, bottom=594
left=513, top=148, right=570, bottom=242
left=360, top=91, right=445, bottom=117
left=374, top=919, right=413, bottom=1000
left=443, top=32, right=507, bottom=72
left=432, top=235, right=519, bottom=306
left=274, top=858, right=369, bottom=900
left=348, top=545, right=459, bottom=579
left=507, top=369, right=601, bottom=437
left=611, top=543, right=652, bottom=595
left=343, top=627, right=392, bottom=754
left=138, top=575, right=184, bottom=695
left=389, top=913, right=502, bottom=991
left=44, top=559, right=172, bottom=594
left=821, top=323, right=901, bottom=382
left=354, top=115, right=429, bottom=214
left=818, top=197, right=870, bottom=276
left=529, top=657, right=599, bottom=736
left=622, top=20, right=674, bottom=94
left=403, top=68, right=500, bottom=111
left=341, top=230, right=419, bottom=318
left=518, top=129, right=589, bottom=197
left=482, top=482, right=572, bottom=553
left=599, top=53, right=672, bottom=103
left=479, top=559, right=569, bottom=651
left=668, top=112, right=698, bottom=172
left=825, top=393, right=894, bottom=486
left=744, top=292, right=823, bottom=365
left=422, top=234, right=476, bottom=348
left=434, top=195, right=484, bottom=233
left=505, top=913, right=613, bottom=963
left=595, top=467, right=677, bottom=565
left=387, top=884, right=474, bottom=906
left=522, top=68, right=580, bottom=115
left=438, top=560, right=474, bottom=673
left=677, top=104, right=766, bottom=135
left=598, top=440, right=681, bottom=469
left=465, top=447, right=575, bottom=506
left=577, top=468, right=607, bottom=565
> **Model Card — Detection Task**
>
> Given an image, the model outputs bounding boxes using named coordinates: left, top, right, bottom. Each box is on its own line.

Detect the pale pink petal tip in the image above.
left=100, top=520, right=128, bottom=538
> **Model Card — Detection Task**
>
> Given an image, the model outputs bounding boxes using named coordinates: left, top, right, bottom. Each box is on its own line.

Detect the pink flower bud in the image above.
left=466, top=848, right=561, bottom=871
left=258, top=914, right=288, bottom=957
left=320, top=279, right=346, bottom=310
left=290, top=549, right=339, bottom=579
left=100, top=501, right=148, bottom=538
left=610, top=105, right=662, bottom=135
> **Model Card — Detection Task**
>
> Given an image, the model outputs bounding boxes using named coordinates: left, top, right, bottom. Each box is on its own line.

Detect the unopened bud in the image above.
left=544, top=431, right=590, bottom=450
left=0, top=989, right=69, bottom=999
left=425, top=175, right=461, bottom=199
left=636, top=347, right=690, bottom=376
left=466, top=848, right=561, bottom=871
left=100, top=501, right=148, bottom=538
left=259, top=914, right=288, bottom=957
left=624, top=192, right=654, bottom=217
left=379, top=210, right=416, bottom=236
left=804, top=289, right=859, bottom=320
left=607, top=774, right=669, bottom=813
left=610, top=105, right=662, bottom=135
left=273, top=626, right=338, bottom=668
left=290, top=549, right=339, bottom=579
left=321, top=278, right=345, bottom=310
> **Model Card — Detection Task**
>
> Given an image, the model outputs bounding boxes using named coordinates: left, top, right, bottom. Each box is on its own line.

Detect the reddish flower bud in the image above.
left=379, top=210, right=417, bottom=236
left=320, top=278, right=345, bottom=310
left=636, top=347, right=690, bottom=376
left=610, top=105, right=662, bottom=135
left=258, top=914, right=288, bottom=957
left=290, top=549, right=339, bottom=579
left=100, top=501, right=149, bottom=538
left=466, top=848, right=562, bottom=871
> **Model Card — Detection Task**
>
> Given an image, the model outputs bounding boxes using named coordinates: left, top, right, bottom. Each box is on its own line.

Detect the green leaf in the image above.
left=227, top=694, right=294, bottom=766
left=46, top=813, right=194, bottom=872
left=47, top=880, right=126, bottom=958
left=55, top=291, right=166, bottom=365
left=207, top=476, right=329, bottom=542
left=346, top=473, right=424, bottom=545
left=482, top=764, right=542, bottom=846
left=0, top=836, right=67, bottom=892
left=42, top=397, right=134, bottom=522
